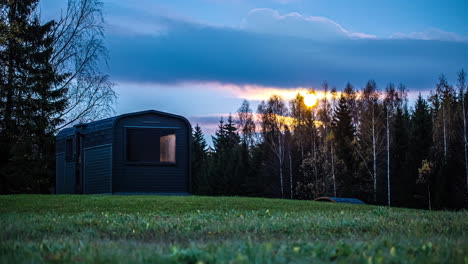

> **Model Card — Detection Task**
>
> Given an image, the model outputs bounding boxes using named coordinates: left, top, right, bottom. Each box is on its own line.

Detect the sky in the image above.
left=42, top=0, right=468, bottom=139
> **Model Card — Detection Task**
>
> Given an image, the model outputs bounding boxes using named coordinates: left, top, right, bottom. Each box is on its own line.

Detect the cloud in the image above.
left=242, top=8, right=377, bottom=40
left=106, top=15, right=468, bottom=91
left=272, top=0, right=302, bottom=4
left=391, top=28, right=468, bottom=42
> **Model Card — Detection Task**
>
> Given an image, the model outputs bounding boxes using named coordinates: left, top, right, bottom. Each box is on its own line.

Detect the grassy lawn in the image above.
left=0, top=195, right=467, bottom=263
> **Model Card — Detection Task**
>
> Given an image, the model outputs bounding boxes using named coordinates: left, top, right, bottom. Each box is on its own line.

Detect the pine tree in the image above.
left=332, top=93, right=355, bottom=197
left=409, top=94, right=433, bottom=207
left=192, top=124, right=210, bottom=194
left=0, top=0, right=67, bottom=193
left=211, top=115, right=241, bottom=195
left=391, top=105, right=411, bottom=206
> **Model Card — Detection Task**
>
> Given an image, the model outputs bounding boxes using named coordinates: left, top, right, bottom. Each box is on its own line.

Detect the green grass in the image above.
left=0, top=195, right=467, bottom=263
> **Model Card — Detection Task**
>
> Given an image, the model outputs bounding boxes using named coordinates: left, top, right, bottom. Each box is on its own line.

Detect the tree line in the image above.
left=0, top=0, right=115, bottom=193
left=192, top=73, right=468, bottom=210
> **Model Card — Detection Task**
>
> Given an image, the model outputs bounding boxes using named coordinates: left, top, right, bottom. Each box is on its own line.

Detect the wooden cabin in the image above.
left=55, top=110, right=191, bottom=194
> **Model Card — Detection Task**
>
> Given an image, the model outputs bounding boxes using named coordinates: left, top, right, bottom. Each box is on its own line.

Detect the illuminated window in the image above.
left=126, top=128, right=176, bottom=163
left=160, top=134, right=176, bottom=163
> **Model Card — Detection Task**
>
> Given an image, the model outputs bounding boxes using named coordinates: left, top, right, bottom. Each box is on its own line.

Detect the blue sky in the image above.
left=42, top=0, right=468, bottom=137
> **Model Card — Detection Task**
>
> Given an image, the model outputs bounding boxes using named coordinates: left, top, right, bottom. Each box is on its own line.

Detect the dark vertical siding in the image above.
left=64, top=161, right=76, bottom=193
left=113, top=113, right=190, bottom=193
left=83, top=145, right=112, bottom=194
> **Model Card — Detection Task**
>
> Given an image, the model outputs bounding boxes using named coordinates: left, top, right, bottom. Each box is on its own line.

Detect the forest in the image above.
left=191, top=75, right=468, bottom=210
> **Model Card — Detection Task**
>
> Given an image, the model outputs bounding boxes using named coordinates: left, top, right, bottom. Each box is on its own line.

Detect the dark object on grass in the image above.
left=56, top=110, right=191, bottom=195
left=314, top=196, right=365, bottom=204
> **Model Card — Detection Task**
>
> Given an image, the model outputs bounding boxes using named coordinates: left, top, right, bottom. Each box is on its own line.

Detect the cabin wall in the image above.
left=55, top=153, right=75, bottom=194
left=55, top=118, right=114, bottom=194
left=81, top=125, right=113, bottom=194
left=55, top=135, right=77, bottom=194
left=112, top=113, right=190, bottom=193
left=83, top=144, right=112, bottom=194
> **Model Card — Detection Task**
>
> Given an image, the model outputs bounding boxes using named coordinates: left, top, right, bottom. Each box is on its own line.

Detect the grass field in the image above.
left=0, top=195, right=467, bottom=263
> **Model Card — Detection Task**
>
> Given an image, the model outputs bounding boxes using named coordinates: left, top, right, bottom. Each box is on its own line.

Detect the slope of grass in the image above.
left=0, top=195, right=467, bottom=263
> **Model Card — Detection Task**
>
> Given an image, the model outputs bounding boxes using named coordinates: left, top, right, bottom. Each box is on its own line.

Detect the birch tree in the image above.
left=383, top=83, right=406, bottom=206
left=51, top=0, right=116, bottom=130
left=258, top=95, right=289, bottom=198
left=237, top=99, right=256, bottom=146
left=290, top=93, right=309, bottom=175
left=358, top=80, right=385, bottom=203
left=318, top=82, right=336, bottom=196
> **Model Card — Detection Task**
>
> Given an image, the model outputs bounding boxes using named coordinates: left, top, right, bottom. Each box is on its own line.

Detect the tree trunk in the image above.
left=462, top=91, right=468, bottom=193
left=301, top=141, right=305, bottom=179
left=372, top=114, right=377, bottom=203
left=387, top=106, right=391, bottom=207
left=331, top=144, right=336, bottom=197
left=443, top=104, right=447, bottom=160
left=279, top=163, right=284, bottom=198
left=278, top=133, right=284, bottom=198
left=427, top=185, right=432, bottom=211
left=289, top=150, right=293, bottom=199
left=313, top=133, right=318, bottom=196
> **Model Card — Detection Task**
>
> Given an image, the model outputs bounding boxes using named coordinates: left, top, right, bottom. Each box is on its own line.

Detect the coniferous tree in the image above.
left=248, top=142, right=268, bottom=197
left=332, top=92, right=355, bottom=197
left=0, top=0, right=67, bottom=193
left=192, top=124, right=210, bottom=194
left=383, top=83, right=408, bottom=206
left=408, top=95, right=433, bottom=207
left=211, top=115, right=242, bottom=195
left=390, top=103, right=411, bottom=206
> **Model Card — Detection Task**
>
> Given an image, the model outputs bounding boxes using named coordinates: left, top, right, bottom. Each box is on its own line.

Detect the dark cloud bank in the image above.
left=106, top=17, right=468, bottom=90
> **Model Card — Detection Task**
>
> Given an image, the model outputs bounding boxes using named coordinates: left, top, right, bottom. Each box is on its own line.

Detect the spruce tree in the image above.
left=192, top=124, right=210, bottom=194
left=409, top=95, right=433, bottom=207
left=332, top=94, right=355, bottom=197
left=0, top=0, right=67, bottom=193
left=391, top=106, right=411, bottom=206
left=211, top=115, right=241, bottom=195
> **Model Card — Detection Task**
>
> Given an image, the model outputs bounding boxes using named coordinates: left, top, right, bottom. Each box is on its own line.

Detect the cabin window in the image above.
left=65, top=138, right=73, bottom=161
left=126, top=128, right=176, bottom=164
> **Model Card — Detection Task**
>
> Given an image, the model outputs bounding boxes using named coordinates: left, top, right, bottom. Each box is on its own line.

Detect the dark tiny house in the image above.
left=55, top=110, right=191, bottom=194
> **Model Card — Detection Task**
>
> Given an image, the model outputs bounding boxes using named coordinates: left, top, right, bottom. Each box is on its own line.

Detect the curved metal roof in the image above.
left=56, top=110, right=191, bottom=139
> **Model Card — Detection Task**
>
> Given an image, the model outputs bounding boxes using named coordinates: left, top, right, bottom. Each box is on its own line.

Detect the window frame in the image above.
left=124, top=126, right=178, bottom=166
